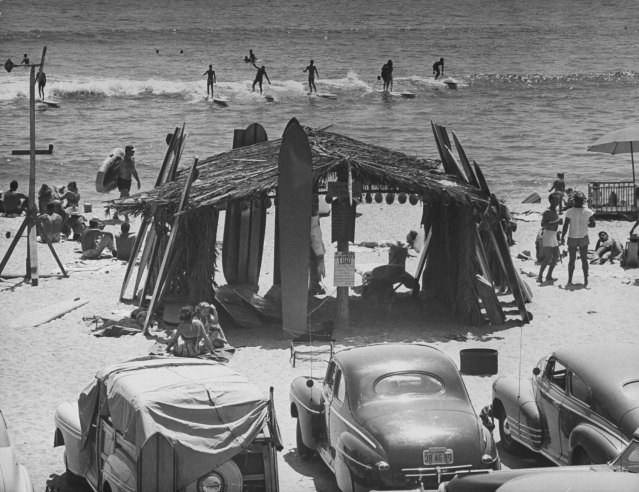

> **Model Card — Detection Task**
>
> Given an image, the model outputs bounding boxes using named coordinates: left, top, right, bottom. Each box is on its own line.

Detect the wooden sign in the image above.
left=334, top=252, right=355, bottom=287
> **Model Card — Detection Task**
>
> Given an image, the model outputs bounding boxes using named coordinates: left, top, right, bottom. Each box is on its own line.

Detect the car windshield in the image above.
left=374, top=372, right=444, bottom=397
left=613, top=439, right=639, bottom=473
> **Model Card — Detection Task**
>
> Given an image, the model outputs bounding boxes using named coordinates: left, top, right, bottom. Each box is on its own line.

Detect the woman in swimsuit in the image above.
left=165, top=305, right=215, bottom=357
left=194, top=302, right=228, bottom=351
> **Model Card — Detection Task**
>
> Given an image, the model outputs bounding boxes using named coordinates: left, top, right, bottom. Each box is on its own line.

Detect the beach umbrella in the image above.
left=587, top=126, right=639, bottom=187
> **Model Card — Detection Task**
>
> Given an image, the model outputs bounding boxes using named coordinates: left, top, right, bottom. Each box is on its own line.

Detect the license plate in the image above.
left=423, top=447, right=453, bottom=465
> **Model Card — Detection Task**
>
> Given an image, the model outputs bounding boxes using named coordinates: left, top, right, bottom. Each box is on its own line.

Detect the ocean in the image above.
left=2, top=0, right=639, bottom=207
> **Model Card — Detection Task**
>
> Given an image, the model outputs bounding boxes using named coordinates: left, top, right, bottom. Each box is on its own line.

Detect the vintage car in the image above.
left=439, top=430, right=639, bottom=491
left=289, top=343, right=500, bottom=492
left=0, top=409, right=35, bottom=492
left=490, top=342, right=639, bottom=466
left=54, top=356, right=281, bottom=492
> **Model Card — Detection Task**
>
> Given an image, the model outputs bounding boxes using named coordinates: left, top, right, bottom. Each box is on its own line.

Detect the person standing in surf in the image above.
left=113, top=145, right=141, bottom=221
left=303, top=60, right=319, bottom=93
left=433, top=57, right=444, bottom=80
left=36, top=71, right=46, bottom=99
left=380, top=60, right=393, bottom=92
left=202, top=64, right=216, bottom=97
left=251, top=62, right=271, bottom=94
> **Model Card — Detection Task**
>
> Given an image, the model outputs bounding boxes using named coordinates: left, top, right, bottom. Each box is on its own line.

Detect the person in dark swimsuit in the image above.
left=251, top=63, right=271, bottom=94
left=433, top=57, right=444, bottom=80
left=36, top=71, right=46, bottom=99
left=303, top=60, right=319, bottom=93
left=21, top=54, right=30, bottom=65
left=202, top=64, right=216, bottom=97
left=381, top=60, right=393, bottom=92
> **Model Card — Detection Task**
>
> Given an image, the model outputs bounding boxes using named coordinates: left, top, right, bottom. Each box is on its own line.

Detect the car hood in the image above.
left=359, top=406, right=483, bottom=467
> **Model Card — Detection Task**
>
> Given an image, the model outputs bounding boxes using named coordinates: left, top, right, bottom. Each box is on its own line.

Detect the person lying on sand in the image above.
left=590, top=230, right=623, bottom=264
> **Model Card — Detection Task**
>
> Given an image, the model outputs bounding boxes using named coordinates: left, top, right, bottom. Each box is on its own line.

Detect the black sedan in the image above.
left=289, top=343, right=499, bottom=491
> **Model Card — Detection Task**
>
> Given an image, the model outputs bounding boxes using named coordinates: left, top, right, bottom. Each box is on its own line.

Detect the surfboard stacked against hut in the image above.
left=107, top=119, right=531, bottom=335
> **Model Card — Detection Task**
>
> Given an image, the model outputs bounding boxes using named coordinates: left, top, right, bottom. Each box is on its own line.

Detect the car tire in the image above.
left=296, top=420, right=313, bottom=459
left=498, top=411, right=524, bottom=455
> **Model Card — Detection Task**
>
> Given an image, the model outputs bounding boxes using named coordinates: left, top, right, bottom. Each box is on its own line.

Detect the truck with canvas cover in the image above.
left=53, top=356, right=281, bottom=492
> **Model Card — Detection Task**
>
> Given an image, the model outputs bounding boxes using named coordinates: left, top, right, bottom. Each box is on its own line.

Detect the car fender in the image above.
left=290, top=376, right=324, bottom=449
left=335, top=429, right=385, bottom=491
left=54, top=401, right=90, bottom=477
left=102, top=449, right=136, bottom=492
left=569, top=423, right=626, bottom=464
left=492, top=377, right=537, bottom=421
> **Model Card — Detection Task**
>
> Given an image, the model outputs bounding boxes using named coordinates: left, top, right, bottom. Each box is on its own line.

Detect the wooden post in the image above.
left=26, top=63, right=38, bottom=285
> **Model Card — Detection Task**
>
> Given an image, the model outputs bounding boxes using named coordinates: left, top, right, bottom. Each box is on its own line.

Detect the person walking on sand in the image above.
left=114, top=144, right=140, bottom=221
left=36, top=71, right=46, bottom=99
left=203, top=64, right=216, bottom=97
left=303, top=60, right=319, bottom=93
left=251, top=62, right=271, bottom=94
left=433, top=57, right=444, bottom=80
left=537, top=193, right=562, bottom=283
left=560, top=191, right=595, bottom=286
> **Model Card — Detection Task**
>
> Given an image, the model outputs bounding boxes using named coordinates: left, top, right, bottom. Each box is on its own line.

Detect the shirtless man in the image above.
left=251, top=63, right=271, bottom=94
left=537, top=193, right=561, bottom=283
left=433, top=57, right=444, bottom=80
left=114, top=145, right=140, bottom=221
left=21, top=54, right=30, bottom=65
left=36, top=71, right=46, bottom=99
left=303, top=60, right=319, bottom=93
left=203, top=64, right=216, bottom=97
left=81, top=219, right=116, bottom=260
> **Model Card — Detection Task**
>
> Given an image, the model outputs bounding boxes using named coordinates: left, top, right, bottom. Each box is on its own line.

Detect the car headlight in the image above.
left=375, top=460, right=390, bottom=471
left=198, top=472, right=224, bottom=492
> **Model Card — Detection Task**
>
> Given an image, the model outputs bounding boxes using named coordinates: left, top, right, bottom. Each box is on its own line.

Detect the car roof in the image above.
left=335, top=343, right=468, bottom=397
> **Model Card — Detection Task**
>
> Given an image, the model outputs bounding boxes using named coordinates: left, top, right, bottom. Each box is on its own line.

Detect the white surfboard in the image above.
left=309, top=92, right=337, bottom=100
left=443, top=78, right=459, bottom=89
left=263, top=94, right=274, bottom=102
left=379, top=90, right=416, bottom=99
left=40, top=99, right=60, bottom=108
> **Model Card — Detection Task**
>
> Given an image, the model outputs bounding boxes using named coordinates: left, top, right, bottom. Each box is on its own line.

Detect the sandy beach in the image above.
left=1, top=199, right=638, bottom=491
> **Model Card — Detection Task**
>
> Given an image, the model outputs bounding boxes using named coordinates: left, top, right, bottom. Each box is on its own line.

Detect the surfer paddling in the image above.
left=303, top=60, right=319, bottom=93
left=251, top=62, right=271, bottom=94
left=433, top=57, right=444, bottom=80
left=203, top=64, right=216, bottom=97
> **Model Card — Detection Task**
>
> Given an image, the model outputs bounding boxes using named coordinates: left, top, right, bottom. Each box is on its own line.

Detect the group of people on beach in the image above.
left=164, top=302, right=229, bottom=357
left=203, top=50, right=446, bottom=97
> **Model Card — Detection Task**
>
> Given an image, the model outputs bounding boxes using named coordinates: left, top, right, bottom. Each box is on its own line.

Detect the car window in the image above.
left=374, top=372, right=444, bottom=397
left=623, top=381, right=639, bottom=402
left=334, top=369, right=346, bottom=403
left=570, top=372, right=592, bottom=406
left=616, top=440, right=639, bottom=473
left=544, top=359, right=567, bottom=391
left=325, top=361, right=336, bottom=388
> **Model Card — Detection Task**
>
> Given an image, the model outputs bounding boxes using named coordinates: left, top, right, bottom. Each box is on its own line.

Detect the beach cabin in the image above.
left=108, top=120, right=530, bottom=334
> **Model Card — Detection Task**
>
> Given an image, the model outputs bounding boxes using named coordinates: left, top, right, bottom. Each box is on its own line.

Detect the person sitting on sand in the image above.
left=3, top=180, right=28, bottom=216
left=560, top=191, right=595, bottom=286
left=591, top=231, right=623, bottom=264
left=81, top=218, right=117, bottom=259
left=194, top=302, right=228, bottom=350
left=38, top=203, right=63, bottom=243
left=251, top=63, right=271, bottom=94
left=64, top=205, right=86, bottom=241
left=165, top=306, right=215, bottom=357
left=115, top=221, right=136, bottom=261
left=537, top=193, right=562, bottom=282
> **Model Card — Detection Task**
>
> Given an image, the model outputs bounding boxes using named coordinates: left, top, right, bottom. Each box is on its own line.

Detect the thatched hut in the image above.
left=109, top=122, right=528, bottom=331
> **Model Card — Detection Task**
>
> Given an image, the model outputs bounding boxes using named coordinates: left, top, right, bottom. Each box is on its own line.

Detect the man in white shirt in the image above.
left=560, top=191, right=595, bottom=286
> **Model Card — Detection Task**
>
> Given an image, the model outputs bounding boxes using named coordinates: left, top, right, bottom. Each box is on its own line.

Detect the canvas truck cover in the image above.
left=78, top=356, right=269, bottom=488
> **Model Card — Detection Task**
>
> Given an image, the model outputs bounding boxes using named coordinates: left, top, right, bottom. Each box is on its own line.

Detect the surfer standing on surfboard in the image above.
left=303, top=60, right=319, bottom=93
left=433, top=57, right=444, bottom=80
left=36, top=71, right=46, bottom=99
left=251, top=62, right=271, bottom=94
left=202, top=64, right=216, bottom=97
left=380, top=60, right=393, bottom=92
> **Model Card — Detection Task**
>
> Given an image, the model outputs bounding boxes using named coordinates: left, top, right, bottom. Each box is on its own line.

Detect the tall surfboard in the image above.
left=222, top=123, right=268, bottom=287
left=278, top=118, right=312, bottom=337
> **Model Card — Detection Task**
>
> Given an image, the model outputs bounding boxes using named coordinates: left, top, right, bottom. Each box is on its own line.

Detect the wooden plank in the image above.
left=0, top=217, right=29, bottom=276
left=232, top=285, right=282, bottom=322
left=473, top=160, right=491, bottom=194
left=414, top=223, right=433, bottom=282
left=442, top=144, right=469, bottom=182
left=134, top=227, right=158, bottom=305
left=119, top=218, right=149, bottom=300
left=474, top=227, right=493, bottom=284
left=247, top=199, right=266, bottom=285
left=475, top=274, right=505, bottom=325
left=215, top=285, right=264, bottom=329
left=278, top=118, right=312, bottom=336
left=452, top=130, right=481, bottom=188
left=431, top=122, right=456, bottom=175
left=143, top=157, right=199, bottom=332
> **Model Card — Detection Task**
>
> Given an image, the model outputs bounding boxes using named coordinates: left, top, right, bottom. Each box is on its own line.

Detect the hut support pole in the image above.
left=336, top=239, right=350, bottom=331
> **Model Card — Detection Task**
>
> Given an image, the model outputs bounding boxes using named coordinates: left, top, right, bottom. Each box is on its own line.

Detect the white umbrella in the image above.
left=587, top=125, right=639, bottom=187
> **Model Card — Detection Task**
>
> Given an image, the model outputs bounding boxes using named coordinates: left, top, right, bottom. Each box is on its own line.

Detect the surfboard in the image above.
left=443, top=78, right=459, bottom=89
left=309, top=92, right=337, bottom=100
left=522, top=192, right=542, bottom=204
left=206, top=95, right=229, bottom=107
left=475, top=274, right=505, bottom=325
left=8, top=298, right=88, bottom=328
left=380, top=90, right=416, bottom=99
left=263, top=95, right=274, bottom=102
left=278, top=118, right=313, bottom=337
left=40, top=99, right=60, bottom=108
left=95, top=148, right=124, bottom=193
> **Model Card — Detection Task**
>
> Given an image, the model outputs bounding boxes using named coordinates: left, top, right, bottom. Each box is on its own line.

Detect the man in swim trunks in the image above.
left=202, top=64, right=216, bottom=97
left=81, top=218, right=117, bottom=259
left=114, top=145, right=140, bottom=221
left=560, top=191, right=595, bottom=286
left=303, top=60, right=319, bottom=93
left=3, top=180, right=28, bottom=216
left=433, top=57, right=444, bottom=80
left=251, top=63, right=271, bottom=94
left=537, top=193, right=562, bottom=283
left=381, top=60, right=393, bottom=92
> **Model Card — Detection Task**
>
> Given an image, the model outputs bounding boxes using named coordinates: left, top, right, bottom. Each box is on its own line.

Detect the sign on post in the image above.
left=334, top=252, right=355, bottom=287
